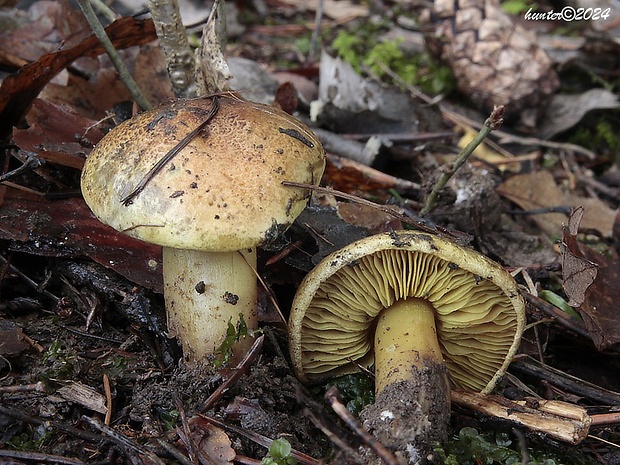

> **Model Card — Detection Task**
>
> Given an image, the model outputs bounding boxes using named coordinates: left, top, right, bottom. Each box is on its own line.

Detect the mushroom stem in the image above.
left=374, top=298, right=447, bottom=394
left=367, top=298, right=451, bottom=462
left=162, top=247, right=258, bottom=361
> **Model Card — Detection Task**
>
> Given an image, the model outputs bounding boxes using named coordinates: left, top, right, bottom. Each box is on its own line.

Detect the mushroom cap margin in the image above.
left=288, top=230, right=526, bottom=394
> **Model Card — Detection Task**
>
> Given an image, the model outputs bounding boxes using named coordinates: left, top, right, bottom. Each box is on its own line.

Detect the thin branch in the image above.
left=75, top=0, right=152, bottom=110
left=325, top=386, right=399, bottom=465
left=420, top=105, right=505, bottom=215
left=307, top=0, right=323, bottom=63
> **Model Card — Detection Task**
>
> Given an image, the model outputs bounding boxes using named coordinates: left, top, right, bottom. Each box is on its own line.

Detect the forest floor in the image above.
left=0, top=0, right=619, bottom=464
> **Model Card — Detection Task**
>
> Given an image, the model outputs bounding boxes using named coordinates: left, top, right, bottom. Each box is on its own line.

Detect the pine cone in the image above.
left=421, top=0, right=559, bottom=127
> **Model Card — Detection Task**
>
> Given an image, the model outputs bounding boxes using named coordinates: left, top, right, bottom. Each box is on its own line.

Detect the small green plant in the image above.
left=538, top=290, right=582, bottom=320
left=42, top=339, right=64, bottom=363
left=435, top=427, right=597, bottom=464
left=156, top=409, right=180, bottom=431
left=7, top=425, right=52, bottom=451
left=214, top=314, right=249, bottom=366
left=325, top=373, right=374, bottom=416
left=261, top=438, right=297, bottom=465
left=436, top=427, right=523, bottom=464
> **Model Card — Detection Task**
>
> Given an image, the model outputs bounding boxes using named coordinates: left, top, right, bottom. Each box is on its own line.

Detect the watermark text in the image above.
left=524, top=6, right=611, bottom=21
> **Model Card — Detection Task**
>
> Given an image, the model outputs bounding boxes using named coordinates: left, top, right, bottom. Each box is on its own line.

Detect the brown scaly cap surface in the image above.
left=421, top=0, right=560, bottom=126
left=81, top=94, right=325, bottom=251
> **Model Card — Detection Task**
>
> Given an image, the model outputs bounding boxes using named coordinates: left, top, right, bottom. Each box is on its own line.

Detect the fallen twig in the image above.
left=325, top=386, right=399, bottom=465
left=200, top=334, right=265, bottom=412
left=75, top=0, right=152, bottom=110
left=0, top=449, right=83, bottom=465
left=82, top=415, right=166, bottom=465
left=149, top=0, right=197, bottom=98
left=511, top=356, right=620, bottom=406
left=420, top=105, right=505, bottom=215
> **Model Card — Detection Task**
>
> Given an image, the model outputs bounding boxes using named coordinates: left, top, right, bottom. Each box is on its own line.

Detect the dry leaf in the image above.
left=0, top=16, right=157, bottom=139
left=555, top=207, right=620, bottom=350
left=195, top=0, right=231, bottom=95
left=182, top=421, right=235, bottom=465
left=0, top=0, right=90, bottom=62
left=561, top=207, right=598, bottom=307
left=458, top=127, right=519, bottom=172
left=578, top=248, right=620, bottom=350
left=0, top=327, right=30, bottom=355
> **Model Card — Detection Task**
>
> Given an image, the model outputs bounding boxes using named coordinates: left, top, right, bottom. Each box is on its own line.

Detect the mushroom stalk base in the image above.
left=363, top=298, right=451, bottom=464
left=163, top=247, right=258, bottom=362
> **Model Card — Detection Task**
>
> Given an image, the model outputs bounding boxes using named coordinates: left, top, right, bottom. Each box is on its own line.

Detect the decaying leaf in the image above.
left=560, top=207, right=598, bottom=307
left=12, top=98, right=104, bottom=170
left=181, top=420, right=235, bottom=464
left=539, top=89, right=620, bottom=139
left=0, top=190, right=163, bottom=292
left=195, top=0, right=232, bottom=95
left=421, top=0, right=559, bottom=126
left=0, top=326, right=30, bottom=356
left=578, top=249, right=620, bottom=351
left=0, top=16, right=157, bottom=139
left=497, top=171, right=618, bottom=238
left=557, top=207, right=620, bottom=350
left=42, top=44, right=174, bottom=116
left=0, top=0, right=90, bottom=63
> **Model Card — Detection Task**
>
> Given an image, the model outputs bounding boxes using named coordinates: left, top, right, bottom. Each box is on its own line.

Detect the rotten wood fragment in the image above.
left=57, top=381, right=108, bottom=415
left=452, top=389, right=591, bottom=444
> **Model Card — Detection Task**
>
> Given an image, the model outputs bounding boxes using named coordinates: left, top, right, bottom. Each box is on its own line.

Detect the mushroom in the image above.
left=81, top=94, right=325, bottom=362
left=288, top=230, right=525, bottom=463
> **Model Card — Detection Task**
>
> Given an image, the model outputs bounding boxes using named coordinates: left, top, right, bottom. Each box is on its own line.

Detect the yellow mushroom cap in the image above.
left=81, top=94, right=325, bottom=251
left=288, top=230, right=526, bottom=394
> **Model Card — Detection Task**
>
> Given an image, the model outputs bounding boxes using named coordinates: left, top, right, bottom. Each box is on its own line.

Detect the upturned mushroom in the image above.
left=288, top=230, right=525, bottom=463
left=81, top=93, right=325, bottom=362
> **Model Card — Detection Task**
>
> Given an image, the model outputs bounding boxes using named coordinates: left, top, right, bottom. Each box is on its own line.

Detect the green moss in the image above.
left=501, top=0, right=536, bottom=15
left=39, top=339, right=78, bottom=381
left=331, top=29, right=455, bottom=95
left=567, top=112, right=620, bottom=164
